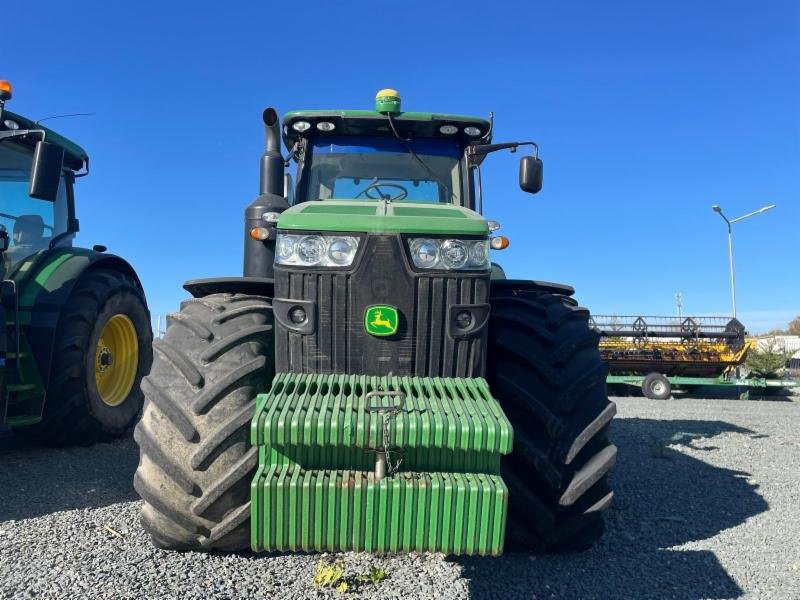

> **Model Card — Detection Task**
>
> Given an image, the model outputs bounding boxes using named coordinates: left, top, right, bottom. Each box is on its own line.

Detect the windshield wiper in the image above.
left=387, top=113, right=455, bottom=202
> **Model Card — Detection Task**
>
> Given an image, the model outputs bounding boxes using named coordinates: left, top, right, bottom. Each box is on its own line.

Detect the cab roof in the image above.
left=282, top=110, right=491, bottom=151
left=1, top=110, right=88, bottom=170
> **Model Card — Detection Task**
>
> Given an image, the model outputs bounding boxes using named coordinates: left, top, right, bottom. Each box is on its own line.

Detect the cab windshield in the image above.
left=304, top=136, right=462, bottom=204
left=0, top=143, right=69, bottom=273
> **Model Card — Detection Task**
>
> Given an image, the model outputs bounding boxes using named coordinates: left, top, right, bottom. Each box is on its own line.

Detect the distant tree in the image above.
left=746, top=339, right=792, bottom=378
left=788, top=316, right=800, bottom=336
left=764, top=328, right=788, bottom=336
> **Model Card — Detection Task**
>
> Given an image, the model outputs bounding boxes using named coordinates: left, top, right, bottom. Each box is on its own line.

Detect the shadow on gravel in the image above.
left=456, top=418, right=768, bottom=600
left=0, top=433, right=139, bottom=522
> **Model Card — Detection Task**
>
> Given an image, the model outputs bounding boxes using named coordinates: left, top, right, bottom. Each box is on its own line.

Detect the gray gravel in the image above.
left=1, top=395, right=799, bottom=599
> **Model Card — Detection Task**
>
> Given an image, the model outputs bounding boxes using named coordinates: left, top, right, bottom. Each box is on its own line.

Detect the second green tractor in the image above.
left=134, top=90, right=617, bottom=555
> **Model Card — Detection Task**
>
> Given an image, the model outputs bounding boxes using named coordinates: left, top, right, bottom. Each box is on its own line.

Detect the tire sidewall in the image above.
left=84, top=287, right=152, bottom=431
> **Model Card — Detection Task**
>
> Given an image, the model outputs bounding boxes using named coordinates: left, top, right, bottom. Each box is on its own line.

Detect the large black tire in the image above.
left=487, top=284, right=617, bottom=552
left=134, top=293, right=273, bottom=551
left=19, top=269, right=152, bottom=446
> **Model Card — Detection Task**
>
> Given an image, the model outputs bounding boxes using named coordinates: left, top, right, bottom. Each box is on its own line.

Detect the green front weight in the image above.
left=250, top=373, right=513, bottom=555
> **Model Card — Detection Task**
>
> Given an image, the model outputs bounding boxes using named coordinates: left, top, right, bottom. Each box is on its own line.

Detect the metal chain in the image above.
left=381, top=411, right=403, bottom=475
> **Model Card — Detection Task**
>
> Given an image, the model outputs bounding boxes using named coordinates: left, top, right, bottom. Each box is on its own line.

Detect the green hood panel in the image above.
left=278, top=201, right=489, bottom=236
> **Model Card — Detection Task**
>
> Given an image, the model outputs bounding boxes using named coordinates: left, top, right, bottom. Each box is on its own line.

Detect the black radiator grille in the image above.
left=274, top=234, right=489, bottom=378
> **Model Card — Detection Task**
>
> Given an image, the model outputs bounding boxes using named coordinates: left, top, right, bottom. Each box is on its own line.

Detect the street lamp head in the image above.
left=712, top=205, right=722, bottom=212
left=758, top=204, right=776, bottom=213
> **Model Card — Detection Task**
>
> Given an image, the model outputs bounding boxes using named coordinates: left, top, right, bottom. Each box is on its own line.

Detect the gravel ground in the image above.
left=1, top=395, right=799, bottom=600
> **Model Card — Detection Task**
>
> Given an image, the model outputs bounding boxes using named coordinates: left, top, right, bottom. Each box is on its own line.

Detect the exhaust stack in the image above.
left=244, top=107, right=289, bottom=278
left=260, top=108, right=283, bottom=195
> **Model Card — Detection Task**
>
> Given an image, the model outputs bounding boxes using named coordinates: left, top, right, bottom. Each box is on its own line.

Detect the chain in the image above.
left=380, top=410, right=403, bottom=476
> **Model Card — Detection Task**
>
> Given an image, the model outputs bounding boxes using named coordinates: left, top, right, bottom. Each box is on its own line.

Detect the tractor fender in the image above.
left=16, top=247, right=147, bottom=390
left=183, top=276, right=274, bottom=298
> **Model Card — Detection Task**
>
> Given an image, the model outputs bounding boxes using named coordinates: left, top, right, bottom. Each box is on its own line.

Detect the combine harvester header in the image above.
left=591, top=315, right=795, bottom=399
left=592, top=315, right=748, bottom=378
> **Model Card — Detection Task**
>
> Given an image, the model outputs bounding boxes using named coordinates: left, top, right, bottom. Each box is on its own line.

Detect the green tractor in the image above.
left=135, top=90, right=616, bottom=555
left=0, top=80, right=152, bottom=445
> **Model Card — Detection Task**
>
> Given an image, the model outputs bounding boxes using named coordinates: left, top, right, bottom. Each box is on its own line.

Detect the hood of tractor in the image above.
left=277, top=200, right=489, bottom=236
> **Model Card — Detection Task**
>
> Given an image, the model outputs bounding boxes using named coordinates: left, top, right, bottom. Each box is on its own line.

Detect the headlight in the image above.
left=409, top=238, right=440, bottom=268
left=297, top=236, right=326, bottom=264
left=407, top=238, right=490, bottom=270
left=440, top=240, right=468, bottom=269
left=327, top=237, right=357, bottom=265
left=276, top=233, right=359, bottom=267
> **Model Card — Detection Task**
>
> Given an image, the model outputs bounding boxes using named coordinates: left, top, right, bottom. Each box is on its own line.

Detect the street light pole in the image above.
left=711, top=204, right=776, bottom=320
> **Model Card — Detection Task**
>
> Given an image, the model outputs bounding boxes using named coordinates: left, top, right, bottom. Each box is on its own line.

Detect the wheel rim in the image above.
left=652, top=381, right=666, bottom=396
left=95, top=314, right=139, bottom=407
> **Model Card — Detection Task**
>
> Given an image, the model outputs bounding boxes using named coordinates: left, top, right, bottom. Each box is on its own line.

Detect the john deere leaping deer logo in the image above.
left=364, top=305, right=399, bottom=337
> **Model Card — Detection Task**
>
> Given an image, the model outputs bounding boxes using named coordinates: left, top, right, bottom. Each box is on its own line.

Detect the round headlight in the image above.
left=291, top=120, right=311, bottom=132
left=463, top=126, right=482, bottom=137
left=277, top=235, right=296, bottom=260
left=296, top=235, right=326, bottom=264
left=411, top=238, right=440, bottom=268
left=470, top=240, right=489, bottom=266
left=439, top=124, right=458, bottom=135
left=441, top=240, right=468, bottom=269
left=327, top=237, right=355, bottom=265
left=316, top=121, right=336, bottom=132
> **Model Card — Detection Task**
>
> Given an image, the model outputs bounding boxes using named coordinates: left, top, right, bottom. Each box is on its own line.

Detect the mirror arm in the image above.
left=74, top=156, right=90, bottom=178
left=468, top=140, right=539, bottom=159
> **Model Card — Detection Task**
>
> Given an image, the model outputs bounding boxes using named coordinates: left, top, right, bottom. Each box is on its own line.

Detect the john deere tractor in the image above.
left=135, top=90, right=616, bottom=554
left=0, top=80, right=152, bottom=445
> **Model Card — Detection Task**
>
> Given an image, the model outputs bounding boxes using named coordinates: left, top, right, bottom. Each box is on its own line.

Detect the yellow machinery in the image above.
left=592, top=316, right=749, bottom=377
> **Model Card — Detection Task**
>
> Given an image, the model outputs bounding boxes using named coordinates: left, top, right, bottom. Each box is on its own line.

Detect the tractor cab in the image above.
left=0, top=142, right=72, bottom=274
left=0, top=80, right=83, bottom=277
left=281, top=89, right=541, bottom=211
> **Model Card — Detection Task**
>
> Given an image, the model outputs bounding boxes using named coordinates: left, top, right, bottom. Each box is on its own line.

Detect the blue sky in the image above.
left=3, top=0, right=798, bottom=333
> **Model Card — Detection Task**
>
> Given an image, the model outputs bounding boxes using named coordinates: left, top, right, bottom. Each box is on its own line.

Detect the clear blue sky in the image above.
left=4, top=0, right=798, bottom=333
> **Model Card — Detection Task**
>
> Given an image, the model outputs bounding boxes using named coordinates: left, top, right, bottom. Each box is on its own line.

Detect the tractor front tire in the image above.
left=487, top=284, right=617, bottom=552
left=134, top=294, right=273, bottom=551
left=19, top=269, right=152, bottom=446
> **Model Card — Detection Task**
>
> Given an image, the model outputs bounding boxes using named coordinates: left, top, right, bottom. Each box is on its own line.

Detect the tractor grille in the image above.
left=273, top=234, right=490, bottom=378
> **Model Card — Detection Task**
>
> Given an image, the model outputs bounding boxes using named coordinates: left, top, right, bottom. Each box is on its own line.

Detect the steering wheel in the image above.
left=355, top=182, right=408, bottom=201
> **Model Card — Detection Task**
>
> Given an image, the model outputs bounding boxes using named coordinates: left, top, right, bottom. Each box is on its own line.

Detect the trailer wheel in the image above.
left=134, top=293, right=273, bottom=551
left=488, top=285, right=617, bottom=552
left=642, top=372, right=671, bottom=400
left=18, top=269, right=152, bottom=446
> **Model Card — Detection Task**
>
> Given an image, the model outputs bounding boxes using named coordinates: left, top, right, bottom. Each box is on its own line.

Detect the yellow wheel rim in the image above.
left=95, top=314, right=139, bottom=407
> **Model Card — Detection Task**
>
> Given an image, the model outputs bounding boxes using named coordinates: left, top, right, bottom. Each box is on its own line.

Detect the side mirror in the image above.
left=519, top=156, right=543, bottom=194
left=0, top=226, right=8, bottom=252
left=284, top=172, right=295, bottom=205
left=29, top=141, right=64, bottom=200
